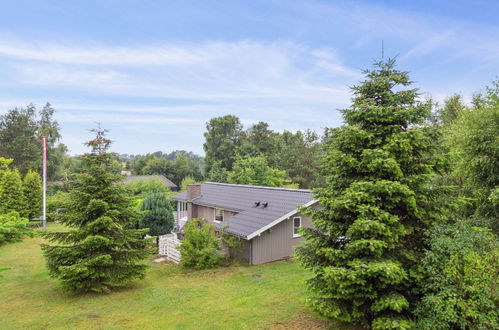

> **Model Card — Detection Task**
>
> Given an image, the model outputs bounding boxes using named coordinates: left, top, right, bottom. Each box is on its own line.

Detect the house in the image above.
left=119, top=175, right=179, bottom=191
left=172, top=182, right=317, bottom=265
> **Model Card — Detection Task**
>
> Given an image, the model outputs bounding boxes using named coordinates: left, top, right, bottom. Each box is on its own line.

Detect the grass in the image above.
left=0, top=223, right=354, bottom=330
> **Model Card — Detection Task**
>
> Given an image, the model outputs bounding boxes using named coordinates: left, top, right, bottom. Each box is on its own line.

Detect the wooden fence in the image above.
left=158, top=234, right=182, bottom=264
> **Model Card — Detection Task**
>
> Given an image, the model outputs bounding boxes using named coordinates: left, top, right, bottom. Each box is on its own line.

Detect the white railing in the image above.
left=158, top=234, right=182, bottom=264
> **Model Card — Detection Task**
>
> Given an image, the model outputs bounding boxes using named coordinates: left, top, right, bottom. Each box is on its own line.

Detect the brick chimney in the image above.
left=187, top=184, right=202, bottom=200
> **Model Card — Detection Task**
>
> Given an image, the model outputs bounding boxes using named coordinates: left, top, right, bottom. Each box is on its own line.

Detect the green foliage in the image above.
left=220, top=225, right=244, bottom=250
left=205, top=161, right=229, bottom=182
left=23, top=170, right=42, bottom=219
left=274, top=129, right=323, bottom=188
left=46, top=191, right=71, bottom=221
left=0, top=211, right=33, bottom=245
left=138, top=192, right=174, bottom=236
left=445, top=81, right=498, bottom=230
left=171, top=153, right=202, bottom=185
left=0, top=104, right=39, bottom=175
left=141, top=156, right=173, bottom=176
left=124, top=177, right=171, bottom=199
left=202, top=117, right=322, bottom=188
left=180, top=176, right=197, bottom=191
left=228, top=155, right=286, bottom=187
left=0, top=103, right=67, bottom=180
left=438, top=94, right=467, bottom=127
left=129, top=152, right=202, bottom=186
left=180, top=218, right=223, bottom=270
left=245, top=121, right=280, bottom=165
left=0, top=168, right=27, bottom=216
left=415, top=220, right=498, bottom=329
left=203, top=115, right=244, bottom=176
left=41, top=128, right=150, bottom=293
left=296, top=59, right=445, bottom=327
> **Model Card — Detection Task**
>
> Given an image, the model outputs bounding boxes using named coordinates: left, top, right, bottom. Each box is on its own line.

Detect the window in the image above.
left=293, top=217, right=301, bottom=238
left=214, top=208, right=224, bottom=223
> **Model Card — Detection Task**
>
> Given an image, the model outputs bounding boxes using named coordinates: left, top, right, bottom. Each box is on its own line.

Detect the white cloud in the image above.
left=0, top=37, right=204, bottom=66
left=0, top=38, right=357, bottom=106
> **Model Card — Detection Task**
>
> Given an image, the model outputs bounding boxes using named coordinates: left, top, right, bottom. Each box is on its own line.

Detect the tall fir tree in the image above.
left=296, top=59, right=444, bottom=328
left=0, top=168, right=27, bottom=217
left=139, top=192, right=175, bottom=238
left=42, top=127, right=150, bottom=293
left=23, top=170, right=43, bottom=219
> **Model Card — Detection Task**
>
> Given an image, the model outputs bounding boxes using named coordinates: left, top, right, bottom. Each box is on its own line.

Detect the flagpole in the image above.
left=42, top=136, right=47, bottom=231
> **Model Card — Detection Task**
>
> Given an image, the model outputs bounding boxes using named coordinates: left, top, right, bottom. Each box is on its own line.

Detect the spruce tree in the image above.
left=42, top=128, right=150, bottom=293
left=139, top=192, right=175, bottom=238
left=23, top=170, right=43, bottom=219
left=296, top=59, right=443, bottom=328
left=0, top=169, right=27, bottom=217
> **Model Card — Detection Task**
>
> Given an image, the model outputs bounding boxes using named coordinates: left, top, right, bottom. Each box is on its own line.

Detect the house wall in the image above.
left=250, top=212, right=312, bottom=265
left=185, top=202, right=313, bottom=265
left=229, top=240, right=251, bottom=262
left=187, top=204, right=237, bottom=224
left=196, top=205, right=215, bottom=222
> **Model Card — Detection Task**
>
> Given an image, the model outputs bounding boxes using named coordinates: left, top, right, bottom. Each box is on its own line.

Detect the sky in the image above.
left=0, top=0, right=497, bottom=155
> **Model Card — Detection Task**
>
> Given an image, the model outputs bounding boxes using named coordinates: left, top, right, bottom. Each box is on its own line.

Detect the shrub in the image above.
left=180, top=218, right=223, bottom=270
left=415, top=220, right=498, bottom=329
left=46, top=191, right=71, bottom=222
left=0, top=211, right=33, bottom=245
left=23, top=170, right=42, bottom=219
left=0, top=169, right=27, bottom=216
left=139, top=192, right=175, bottom=237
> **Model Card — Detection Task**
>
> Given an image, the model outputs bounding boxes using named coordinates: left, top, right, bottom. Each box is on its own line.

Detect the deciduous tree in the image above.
left=228, top=155, right=286, bottom=187
left=203, top=115, right=244, bottom=177
left=0, top=104, right=38, bottom=175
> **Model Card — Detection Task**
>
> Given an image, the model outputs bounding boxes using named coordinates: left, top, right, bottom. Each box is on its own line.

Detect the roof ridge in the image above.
left=204, top=182, right=311, bottom=193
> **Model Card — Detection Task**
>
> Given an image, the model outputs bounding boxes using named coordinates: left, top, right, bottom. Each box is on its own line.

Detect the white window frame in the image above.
left=292, top=216, right=302, bottom=238
left=214, top=208, right=224, bottom=223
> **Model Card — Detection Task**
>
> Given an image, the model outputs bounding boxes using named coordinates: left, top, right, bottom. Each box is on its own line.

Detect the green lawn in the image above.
left=0, top=223, right=352, bottom=329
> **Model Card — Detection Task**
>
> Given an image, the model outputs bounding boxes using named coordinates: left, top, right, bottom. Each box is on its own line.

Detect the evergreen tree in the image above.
left=0, top=169, right=27, bottom=217
left=23, top=170, right=43, bottom=219
left=139, top=192, right=175, bottom=237
left=296, top=59, right=444, bottom=328
left=41, top=127, right=150, bottom=293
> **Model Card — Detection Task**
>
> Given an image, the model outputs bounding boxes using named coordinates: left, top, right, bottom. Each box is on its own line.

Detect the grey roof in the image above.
left=119, top=175, right=178, bottom=188
left=173, top=182, right=315, bottom=239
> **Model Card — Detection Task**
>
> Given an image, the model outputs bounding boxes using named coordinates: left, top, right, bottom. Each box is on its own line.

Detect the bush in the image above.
left=23, top=170, right=42, bottom=219
left=180, top=218, right=223, bottom=270
left=0, top=211, right=33, bottom=245
left=46, top=191, right=71, bottom=222
left=415, top=220, right=498, bottom=329
left=0, top=169, right=27, bottom=216
left=138, top=192, right=174, bottom=237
